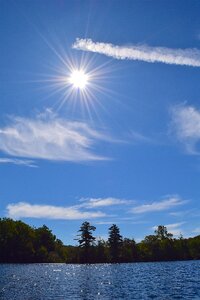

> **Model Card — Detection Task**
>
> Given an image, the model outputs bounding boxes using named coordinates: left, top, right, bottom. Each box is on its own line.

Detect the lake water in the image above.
left=0, top=261, right=200, bottom=299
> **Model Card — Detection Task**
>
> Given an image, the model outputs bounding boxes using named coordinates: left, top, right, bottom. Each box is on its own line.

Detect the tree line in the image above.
left=0, top=218, right=200, bottom=263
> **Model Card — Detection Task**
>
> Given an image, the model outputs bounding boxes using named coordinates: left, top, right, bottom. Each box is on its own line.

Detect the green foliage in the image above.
left=0, top=218, right=66, bottom=263
left=95, top=238, right=108, bottom=263
left=0, top=218, right=35, bottom=262
left=173, top=236, right=190, bottom=260
left=65, top=245, right=79, bottom=263
left=34, top=225, right=56, bottom=261
left=138, top=235, right=160, bottom=261
left=188, top=236, right=200, bottom=259
left=1, top=219, right=200, bottom=264
left=121, top=238, right=137, bottom=262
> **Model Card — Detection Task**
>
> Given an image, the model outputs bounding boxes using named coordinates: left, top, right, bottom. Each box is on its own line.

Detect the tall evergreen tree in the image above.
left=108, top=224, right=123, bottom=263
left=77, top=221, right=96, bottom=263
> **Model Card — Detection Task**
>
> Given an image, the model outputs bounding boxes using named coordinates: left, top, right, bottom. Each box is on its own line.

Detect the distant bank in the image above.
left=0, top=218, right=199, bottom=264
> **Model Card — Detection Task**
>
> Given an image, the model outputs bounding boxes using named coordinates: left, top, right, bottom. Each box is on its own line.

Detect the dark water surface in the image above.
left=0, top=261, right=200, bottom=299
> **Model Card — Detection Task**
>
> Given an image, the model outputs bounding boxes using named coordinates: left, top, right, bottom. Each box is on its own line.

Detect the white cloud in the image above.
left=0, top=113, right=110, bottom=162
left=131, top=196, right=186, bottom=214
left=171, top=104, right=200, bottom=154
left=73, top=38, right=200, bottom=67
left=6, top=196, right=134, bottom=221
left=0, top=158, right=36, bottom=167
left=6, top=202, right=106, bottom=220
left=80, top=197, right=133, bottom=208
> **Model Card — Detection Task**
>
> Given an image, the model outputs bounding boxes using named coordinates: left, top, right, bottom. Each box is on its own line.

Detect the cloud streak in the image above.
left=131, top=196, right=186, bottom=214
left=0, top=158, right=36, bottom=167
left=80, top=197, right=133, bottom=208
left=171, top=104, right=200, bottom=154
left=73, top=38, right=200, bottom=67
left=7, top=202, right=106, bottom=220
left=0, top=113, right=110, bottom=162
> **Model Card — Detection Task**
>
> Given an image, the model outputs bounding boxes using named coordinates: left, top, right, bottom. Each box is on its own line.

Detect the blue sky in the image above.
left=1, top=0, right=200, bottom=244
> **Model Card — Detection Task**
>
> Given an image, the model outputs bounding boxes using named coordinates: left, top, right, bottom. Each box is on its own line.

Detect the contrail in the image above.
left=73, top=38, right=200, bottom=67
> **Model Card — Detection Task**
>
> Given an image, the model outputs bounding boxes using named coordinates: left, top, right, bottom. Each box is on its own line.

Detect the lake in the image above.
left=0, top=261, right=200, bottom=299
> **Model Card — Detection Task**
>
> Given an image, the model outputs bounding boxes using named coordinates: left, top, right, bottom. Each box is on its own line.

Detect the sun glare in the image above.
left=33, top=45, right=113, bottom=118
left=68, top=69, right=89, bottom=89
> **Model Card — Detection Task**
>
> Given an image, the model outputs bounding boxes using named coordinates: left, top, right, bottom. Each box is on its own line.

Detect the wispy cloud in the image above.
left=7, top=202, right=106, bottom=220
left=166, top=222, right=185, bottom=230
left=0, top=158, right=36, bottom=167
left=80, top=197, right=133, bottom=208
left=131, top=196, right=187, bottom=214
left=170, top=209, right=194, bottom=217
left=152, top=222, right=185, bottom=236
left=192, top=227, right=200, bottom=234
left=0, top=112, right=110, bottom=163
left=73, top=38, right=200, bottom=67
left=129, top=131, right=155, bottom=144
left=171, top=104, right=200, bottom=154
left=95, top=221, right=120, bottom=225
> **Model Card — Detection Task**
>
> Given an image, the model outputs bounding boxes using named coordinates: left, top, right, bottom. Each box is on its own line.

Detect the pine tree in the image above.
left=108, top=224, right=123, bottom=263
left=77, top=221, right=96, bottom=263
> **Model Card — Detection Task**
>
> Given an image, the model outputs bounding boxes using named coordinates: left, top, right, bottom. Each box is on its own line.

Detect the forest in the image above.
left=0, top=218, right=200, bottom=264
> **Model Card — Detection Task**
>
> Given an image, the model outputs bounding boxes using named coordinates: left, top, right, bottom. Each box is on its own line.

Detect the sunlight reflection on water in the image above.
left=0, top=261, right=200, bottom=299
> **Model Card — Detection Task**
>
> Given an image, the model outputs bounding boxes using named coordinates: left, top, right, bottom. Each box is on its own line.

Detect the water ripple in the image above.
left=0, top=261, right=200, bottom=299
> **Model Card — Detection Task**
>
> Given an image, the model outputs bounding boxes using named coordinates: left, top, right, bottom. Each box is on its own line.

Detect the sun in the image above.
left=68, top=69, right=89, bottom=89
left=32, top=47, right=114, bottom=118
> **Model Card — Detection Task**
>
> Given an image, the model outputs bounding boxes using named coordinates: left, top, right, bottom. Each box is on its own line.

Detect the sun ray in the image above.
left=13, top=8, right=121, bottom=123
left=23, top=39, right=119, bottom=122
